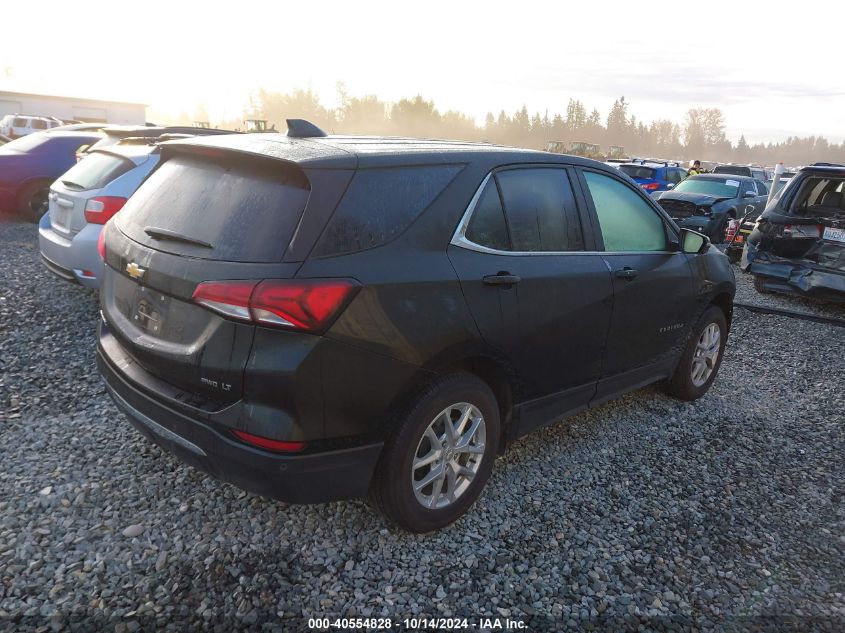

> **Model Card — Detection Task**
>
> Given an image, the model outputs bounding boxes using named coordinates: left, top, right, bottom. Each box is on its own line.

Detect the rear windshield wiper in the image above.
left=144, top=226, right=213, bottom=249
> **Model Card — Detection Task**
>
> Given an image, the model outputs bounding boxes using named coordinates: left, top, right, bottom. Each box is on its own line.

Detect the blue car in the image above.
left=618, top=161, right=687, bottom=194
left=0, top=131, right=103, bottom=221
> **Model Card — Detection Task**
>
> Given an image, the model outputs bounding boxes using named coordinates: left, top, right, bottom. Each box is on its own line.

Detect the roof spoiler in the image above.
left=286, top=119, right=327, bottom=138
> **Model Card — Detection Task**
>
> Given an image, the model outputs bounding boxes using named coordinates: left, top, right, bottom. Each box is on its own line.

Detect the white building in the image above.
left=0, top=91, right=146, bottom=124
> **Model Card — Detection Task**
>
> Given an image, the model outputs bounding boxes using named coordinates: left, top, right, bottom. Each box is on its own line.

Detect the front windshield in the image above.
left=673, top=177, right=739, bottom=198
left=0, top=132, right=48, bottom=154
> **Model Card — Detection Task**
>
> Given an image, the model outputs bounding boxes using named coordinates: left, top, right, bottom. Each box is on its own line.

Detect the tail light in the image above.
left=641, top=182, right=660, bottom=191
left=725, top=219, right=738, bottom=241
left=231, top=429, right=305, bottom=453
left=97, top=228, right=106, bottom=260
left=85, top=196, right=127, bottom=224
left=192, top=278, right=360, bottom=333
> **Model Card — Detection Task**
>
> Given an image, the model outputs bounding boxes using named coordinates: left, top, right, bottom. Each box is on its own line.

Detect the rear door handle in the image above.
left=614, top=267, right=639, bottom=281
left=483, top=273, right=521, bottom=286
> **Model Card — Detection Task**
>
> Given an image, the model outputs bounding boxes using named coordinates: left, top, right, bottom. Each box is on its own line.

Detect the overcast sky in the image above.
left=2, top=0, right=843, bottom=143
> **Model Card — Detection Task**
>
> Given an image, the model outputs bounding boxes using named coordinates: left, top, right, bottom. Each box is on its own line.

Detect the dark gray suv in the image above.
left=97, top=121, right=736, bottom=532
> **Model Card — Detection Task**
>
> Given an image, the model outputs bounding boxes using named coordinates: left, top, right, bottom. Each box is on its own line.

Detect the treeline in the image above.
left=187, top=86, right=845, bottom=167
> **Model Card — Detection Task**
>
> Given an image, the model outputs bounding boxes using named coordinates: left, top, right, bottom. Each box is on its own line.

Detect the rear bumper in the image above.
left=38, top=215, right=103, bottom=288
left=748, top=258, right=845, bottom=302
left=97, top=338, right=384, bottom=504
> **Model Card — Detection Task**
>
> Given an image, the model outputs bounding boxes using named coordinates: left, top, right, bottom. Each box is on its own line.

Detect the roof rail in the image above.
left=286, top=119, right=327, bottom=138
left=810, top=162, right=845, bottom=168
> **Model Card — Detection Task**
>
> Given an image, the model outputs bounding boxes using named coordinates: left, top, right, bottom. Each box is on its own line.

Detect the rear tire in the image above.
left=370, top=373, right=500, bottom=533
left=17, top=180, right=51, bottom=223
left=665, top=306, right=727, bottom=401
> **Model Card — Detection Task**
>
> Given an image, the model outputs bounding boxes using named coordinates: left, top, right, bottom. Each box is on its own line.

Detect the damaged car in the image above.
left=742, top=163, right=845, bottom=300
left=654, top=173, right=767, bottom=242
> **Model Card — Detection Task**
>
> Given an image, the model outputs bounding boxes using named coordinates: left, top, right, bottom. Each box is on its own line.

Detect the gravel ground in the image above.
left=1, top=219, right=843, bottom=632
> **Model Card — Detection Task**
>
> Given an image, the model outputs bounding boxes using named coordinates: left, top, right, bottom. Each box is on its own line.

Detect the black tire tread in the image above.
left=665, top=305, right=728, bottom=401
left=370, top=372, right=499, bottom=533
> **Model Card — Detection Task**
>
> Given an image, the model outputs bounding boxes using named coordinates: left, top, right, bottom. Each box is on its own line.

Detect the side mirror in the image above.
left=743, top=190, right=756, bottom=199
left=680, top=228, right=709, bottom=255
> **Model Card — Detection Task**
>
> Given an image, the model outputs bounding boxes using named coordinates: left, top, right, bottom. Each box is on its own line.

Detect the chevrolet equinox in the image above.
left=97, top=120, right=735, bottom=532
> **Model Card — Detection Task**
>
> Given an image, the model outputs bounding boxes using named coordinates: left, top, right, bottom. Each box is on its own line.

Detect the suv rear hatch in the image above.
left=101, top=150, right=312, bottom=404
left=772, top=177, right=845, bottom=271
left=49, top=149, right=141, bottom=236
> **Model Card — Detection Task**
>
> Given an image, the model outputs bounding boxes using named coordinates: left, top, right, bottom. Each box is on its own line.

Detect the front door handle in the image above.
left=614, top=267, right=639, bottom=281
left=483, top=273, right=521, bottom=286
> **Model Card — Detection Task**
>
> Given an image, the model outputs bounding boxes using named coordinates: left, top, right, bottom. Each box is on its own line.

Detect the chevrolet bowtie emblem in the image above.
left=126, top=262, right=146, bottom=280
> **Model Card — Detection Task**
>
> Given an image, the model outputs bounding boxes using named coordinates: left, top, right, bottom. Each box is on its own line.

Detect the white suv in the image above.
left=0, top=114, right=63, bottom=139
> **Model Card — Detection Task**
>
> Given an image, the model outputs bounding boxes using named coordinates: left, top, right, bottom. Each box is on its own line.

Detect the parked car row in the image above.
left=11, top=118, right=839, bottom=530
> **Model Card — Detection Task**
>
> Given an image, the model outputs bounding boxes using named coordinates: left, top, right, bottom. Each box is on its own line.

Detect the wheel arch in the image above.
left=436, top=355, right=515, bottom=453
left=710, top=292, right=734, bottom=331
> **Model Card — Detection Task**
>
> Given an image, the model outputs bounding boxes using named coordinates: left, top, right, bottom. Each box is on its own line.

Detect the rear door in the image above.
left=576, top=168, right=696, bottom=402
left=450, top=166, right=614, bottom=431
left=102, top=152, right=312, bottom=403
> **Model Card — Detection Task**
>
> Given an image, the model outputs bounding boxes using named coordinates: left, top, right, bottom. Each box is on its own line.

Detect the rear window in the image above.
left=313, top=165, right=463, bottom=257
left=792, top=177, right=845, bottom=215
left=619, top=165, right=656, bottom=180
left=713, top=165, right=751, bottom=177
left=117, top=155, right=310, bottom=263
left=58, top=151, right=135, bottom=191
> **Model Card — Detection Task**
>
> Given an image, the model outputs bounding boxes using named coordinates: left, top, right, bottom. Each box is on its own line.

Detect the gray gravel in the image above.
left=1, top=219, right=843, bottom=632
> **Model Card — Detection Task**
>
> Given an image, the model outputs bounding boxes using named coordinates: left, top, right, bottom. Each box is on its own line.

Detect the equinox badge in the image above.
left=126, top=262, right=146, bottom=280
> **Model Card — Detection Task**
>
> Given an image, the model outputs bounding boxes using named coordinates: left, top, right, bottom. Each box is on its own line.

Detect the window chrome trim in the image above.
left=450, top=171, right=681, bottom=257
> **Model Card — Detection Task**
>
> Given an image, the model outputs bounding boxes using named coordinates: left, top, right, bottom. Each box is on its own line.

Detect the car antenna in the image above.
left=286, top=119, right=328, bottom=138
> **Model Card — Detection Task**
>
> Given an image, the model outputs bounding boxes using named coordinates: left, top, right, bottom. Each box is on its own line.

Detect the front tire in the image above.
left=665, top=306, right=727, bottom=401
left=371, top=373, right=500, bottom=532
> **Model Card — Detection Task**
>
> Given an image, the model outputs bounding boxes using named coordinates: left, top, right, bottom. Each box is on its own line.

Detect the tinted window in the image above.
left=583, top=171, right=667, bottom=252
left=314, top=165, right=462, bottom=257
left=117, top=155, right=310, bottom=263
left=58, top=151, right=135, bottom=191
left=464, top=180, right=510, bottom=250
left=496, top=168, right=584, bottom=251
left=713, top=165, right=751, bottom=177
left=755, top=180, right=769, bottom=196
left=792, top=177, right=845, bottom=214
left=667, top=169, right=685, bottom=184
left=619, top=165, right=656, bottom=179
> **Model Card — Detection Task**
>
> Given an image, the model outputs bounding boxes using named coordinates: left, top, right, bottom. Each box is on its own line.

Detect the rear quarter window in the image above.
left=313, top=165, right=463, bottom=257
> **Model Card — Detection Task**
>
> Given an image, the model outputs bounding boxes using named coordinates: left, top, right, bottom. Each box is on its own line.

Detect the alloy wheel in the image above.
left=691, top=322, right=721, bottom=387
left=411, top=402, right=486, bottom=509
